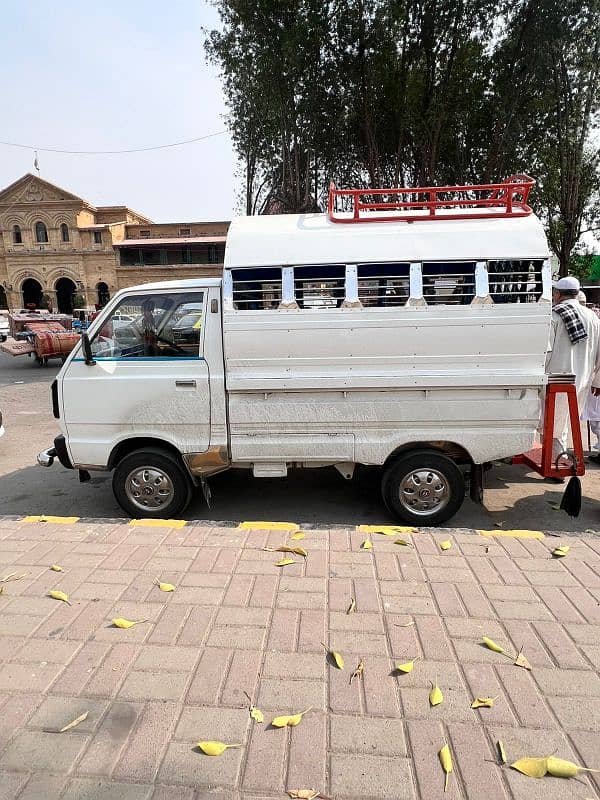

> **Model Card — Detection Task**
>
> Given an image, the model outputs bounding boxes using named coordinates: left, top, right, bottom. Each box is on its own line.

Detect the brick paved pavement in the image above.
left=0, top=518, right=599, bottom=799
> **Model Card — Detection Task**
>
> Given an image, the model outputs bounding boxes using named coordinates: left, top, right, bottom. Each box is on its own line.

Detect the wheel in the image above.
left=381, top=449, right=465, bottom=526
left=112, top=449, right=193, bottom=519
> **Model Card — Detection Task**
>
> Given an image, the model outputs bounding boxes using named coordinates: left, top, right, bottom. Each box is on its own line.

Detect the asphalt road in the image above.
left=1, top=348, right=599, bottom=531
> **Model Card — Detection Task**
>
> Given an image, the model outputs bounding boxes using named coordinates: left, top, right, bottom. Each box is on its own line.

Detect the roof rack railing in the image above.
left=327, top=174, right=535, bottom=224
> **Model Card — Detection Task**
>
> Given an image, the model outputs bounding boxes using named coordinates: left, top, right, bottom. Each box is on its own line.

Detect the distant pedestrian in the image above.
left=546, top=276, right=600, bottom=455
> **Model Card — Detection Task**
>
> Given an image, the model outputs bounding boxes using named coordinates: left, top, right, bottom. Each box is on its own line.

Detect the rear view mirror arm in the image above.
left=81, top=333, right=96, bottom=366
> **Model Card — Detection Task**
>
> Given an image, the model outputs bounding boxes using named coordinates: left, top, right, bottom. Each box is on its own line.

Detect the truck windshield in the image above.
left=89, top=291, right=205, bottom=359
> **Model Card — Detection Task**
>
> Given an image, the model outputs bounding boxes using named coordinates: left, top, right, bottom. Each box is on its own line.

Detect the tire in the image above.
left=112, top=448, right=193, bottom=519
left=381, top=449, right=465, bottom=526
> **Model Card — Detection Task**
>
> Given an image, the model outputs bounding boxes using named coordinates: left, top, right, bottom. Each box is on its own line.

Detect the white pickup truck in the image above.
left=38, top=177, right=552, bottom=525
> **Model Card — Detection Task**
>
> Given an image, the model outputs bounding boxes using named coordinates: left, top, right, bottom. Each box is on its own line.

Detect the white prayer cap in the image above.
left=553, top=276, right=581, bottom=291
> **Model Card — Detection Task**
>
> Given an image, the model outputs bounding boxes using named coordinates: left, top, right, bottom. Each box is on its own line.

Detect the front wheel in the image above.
left=112, top=449, right=193, bottom=519
left=382, top=449, right=465, bottom=526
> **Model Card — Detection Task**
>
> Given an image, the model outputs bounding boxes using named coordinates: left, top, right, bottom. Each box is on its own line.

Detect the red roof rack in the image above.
left=327, top=174, right=535, bottom=224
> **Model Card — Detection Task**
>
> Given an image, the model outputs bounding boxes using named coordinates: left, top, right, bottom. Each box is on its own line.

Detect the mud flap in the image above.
left=200, top=476, right=212, bottom=508
left=470, top=463, right=484, bottom=504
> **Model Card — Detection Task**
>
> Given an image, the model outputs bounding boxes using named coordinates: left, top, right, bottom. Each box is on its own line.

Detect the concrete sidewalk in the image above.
left=0, top=518, right=599, bottom=800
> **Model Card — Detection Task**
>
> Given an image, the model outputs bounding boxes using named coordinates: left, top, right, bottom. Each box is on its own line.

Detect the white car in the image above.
left=0, top=312, right=9, bottom=342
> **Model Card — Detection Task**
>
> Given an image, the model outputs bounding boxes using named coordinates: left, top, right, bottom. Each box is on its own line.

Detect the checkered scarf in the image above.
left=554, top=301, right=588, bottom=345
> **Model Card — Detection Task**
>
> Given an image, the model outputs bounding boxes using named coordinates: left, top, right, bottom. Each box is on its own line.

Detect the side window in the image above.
left=90, top=291, right=204, bottom=359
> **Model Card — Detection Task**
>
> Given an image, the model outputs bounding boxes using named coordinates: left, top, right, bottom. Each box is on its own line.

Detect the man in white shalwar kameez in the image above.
left=546, top=276, right=600, bottom=455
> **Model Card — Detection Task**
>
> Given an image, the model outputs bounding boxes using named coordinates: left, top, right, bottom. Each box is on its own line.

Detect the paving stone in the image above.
left=118, top=670, right=188, bottom=702
left=297, top=610, right=326, bottom=653
left=330, top=753, right=414, bottom=799
left=113, top=702, right=180, bottom=783
left=547, top=696, right=600, bottom=731
left=241, top=716, right=287, bottom=793
left=207, top=626, right=266, bottom=650
left=327, top=631, right=388, bottom=656
left=175, top=706, right=249, bottom=742
left=446, top=722, right=509, bottom=800
left=533, top=666, right=600, bottom=697
left=407, top=719, right=461, bottom=799
left=12, top=638, right=81, bottom=664
left=77, top=702, right=143, bottom=776
left=0, top=729, right=89, bottom=772
left=158, top=742, right=243, bottom=788
left=257, top=677, right=326, bottom=711
left=16, top=774, right=66, bottom=800
left=133, top=645, right=199, bottom=672
left=61, top=778, right=152, bottom=800
left=26, top=696, right=108, bottom=733
left=330, top=714, right=407, bottom=755
left=400, top=684, right=476, bottom=723
left=286, top=710, right=327, bottom=791
left=0, top=661, right=64, bottom=693
left=0, top=772, right=28, bottom=800
left=263, top=652, right=325, bottom=680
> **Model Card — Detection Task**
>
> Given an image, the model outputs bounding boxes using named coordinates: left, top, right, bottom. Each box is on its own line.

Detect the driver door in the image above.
left=61, top=289, right=211, bottom=468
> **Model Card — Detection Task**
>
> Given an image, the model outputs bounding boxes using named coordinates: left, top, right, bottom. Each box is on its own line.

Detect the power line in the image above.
left=0, top=130, right=227, bottom=155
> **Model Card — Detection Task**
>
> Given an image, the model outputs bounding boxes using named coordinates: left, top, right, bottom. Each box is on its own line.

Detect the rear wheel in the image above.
left=382, top=449, right=465, bottom=526
left=112, top=449, right=193, bottom=519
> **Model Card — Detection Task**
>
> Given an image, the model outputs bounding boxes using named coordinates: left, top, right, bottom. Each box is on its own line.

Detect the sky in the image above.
left=0, top=0, right=238, bottom=222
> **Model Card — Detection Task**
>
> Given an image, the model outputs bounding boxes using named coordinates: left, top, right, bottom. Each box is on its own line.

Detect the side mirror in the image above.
left=81, top=333, right=96, bottom=366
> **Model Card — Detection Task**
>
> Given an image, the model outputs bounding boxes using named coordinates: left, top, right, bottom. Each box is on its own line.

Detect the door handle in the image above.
left=175, top=380, right=196, bottom=388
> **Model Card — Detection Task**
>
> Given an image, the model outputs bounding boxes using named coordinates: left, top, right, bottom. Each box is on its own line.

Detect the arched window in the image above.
left=12, top=225, right=22, bottom=244
left=60, top=223, right=69, bottom=242
left=97, top=282, right=110, bottom=307
left=35, top=221, right=48, bottom=243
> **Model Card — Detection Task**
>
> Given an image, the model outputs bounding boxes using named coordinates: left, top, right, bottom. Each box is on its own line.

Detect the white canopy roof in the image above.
left=225, top=208, right=550, bottom=269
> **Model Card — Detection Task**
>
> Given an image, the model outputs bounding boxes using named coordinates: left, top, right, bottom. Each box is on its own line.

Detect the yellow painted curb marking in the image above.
left=23, top=515, right=80, bottom=524
left=238, top=521, right=299, bottom=532
left=357, top=525, right=417, bottom=535
left=129, top=519, right=187, bottom=529
left=478, top=529, right=545, bottom=540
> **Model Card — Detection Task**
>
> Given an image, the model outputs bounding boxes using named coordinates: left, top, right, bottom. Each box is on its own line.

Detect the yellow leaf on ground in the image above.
left=58, top=711, right=88, bottom=733
left=292, top=547, right=308, bottom=558
left=250, top=705, right=264, bottom=723
left=395, top=658, right=419, bottom=674
left=287, top=790, right=319, bottom=800
left=290, top=531, right=305, bottom=540
left=197, top=740, right=241, bottom=756
left=552, top=545, right=570, bottom=557
left=154, top=579, right=176, bottom=592
left=321, top=643, right=344, bottom=669
left=471, top=696, right=497, bottom=709
left=346, top=598, right=356, bottom=615
left=514, top=649, right=532, bottom=670
left=111, top=617, right=148, bottom=629
left=361, top=539, right=372, bottom=550
left=48, top=590, right=70, bottom=605
left=429, top=683, right=443, bottom=706
left=271, top=707, right=312, bottom=728
left=394, top=539, right=412, bottom=546
left=50, top=565, right=63, bottom=572
left=481, top=636, right=504, bottom=653
left=545, top=755, right=600, bottom=778
left=439, top=744, right=453, bottom=792
left=498, top=740, right=507, bottom=764
left=439, top=540, right=452, bottom=551
left=1, top=572, right=29, bottom=583
left=510, top=757, right=548, bottom=778
left=275, top=558, right=296, bottom=567
left=350, top=660, right=364, bottom=684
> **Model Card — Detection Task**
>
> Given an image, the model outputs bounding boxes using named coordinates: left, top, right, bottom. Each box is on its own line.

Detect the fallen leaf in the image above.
left=395, top=621, right=415, bottom=627
left=292, top=547, right=308, bottom=558
left=545, top=755, right=600, bottom=778
left=358, top=525, right=417, bottom=535
left=481, top=636, right=504, bottom=653
left=275, top=558, right=296, bottom=567
left=471, top=696, right=497, bottom=709
left=395, top=657, right=419, bottom=674
left=287, top=790, right=319, bottom=800
left=394, top=539, right=412, bottom=547
left=497, top=740, right=507, bottom=764
left=439, top=743, right=453, bottom=792
left=271, top=707, right=312, bottom=727
left=549, top=503, right=561, bottom=511
left=510, top=756, right=548, bottom=778
left=111, top=617, right=148, bottom=629
left=350, top=660, right=364, bottom=684
left=1, top=572, right=28, bottom=583
left=48, top=590, right=70, bottom=605
left=243, top=691, right=264, bottom=723
left=361, top=539, right=372, bottom=550
left=50, top=565, right=63, bottom=572
left=154, top=578, right=176, bottom=592
left=439, top=540, right=452, bottom=551
left=321, top=643, right=344, bottom=669
left=552, top=545, right=570, bottom=557
left=197, top=740, right=241, bottom=756
left=514, top=648, right=532, bottom=671
left=0, top=586, right=3, bottom=595
left=290, top=531, right=305, bottom=540
left=346, top=597, right=356, bottom=615
left=59, top=711, right=88, bottom=733
left=429, top=682, right=443, bottom=706
left=272, top=545, right=307, bottom=557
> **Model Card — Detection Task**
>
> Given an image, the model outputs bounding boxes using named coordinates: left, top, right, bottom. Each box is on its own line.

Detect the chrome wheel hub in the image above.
left=125, top=466, right=174, bottom=511
left=398, top=468, right=450, bottom=516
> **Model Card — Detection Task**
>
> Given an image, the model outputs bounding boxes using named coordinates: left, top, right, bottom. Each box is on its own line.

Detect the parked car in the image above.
left=0, top=311, right=9, bottom=342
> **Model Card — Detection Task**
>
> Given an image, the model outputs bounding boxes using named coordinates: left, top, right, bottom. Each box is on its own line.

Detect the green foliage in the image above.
left=72, top=294, right=86, bottom=310
left=206, top=0, right=599, bottom=269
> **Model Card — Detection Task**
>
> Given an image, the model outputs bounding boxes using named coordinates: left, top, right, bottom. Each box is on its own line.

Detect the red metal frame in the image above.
left=513, top=383, right=585, bottom=478
left=327, top=174, right=535, bottom=224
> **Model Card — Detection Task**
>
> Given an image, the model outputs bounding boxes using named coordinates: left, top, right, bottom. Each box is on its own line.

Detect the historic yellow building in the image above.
left=0, top=173, right=229, bottom=312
